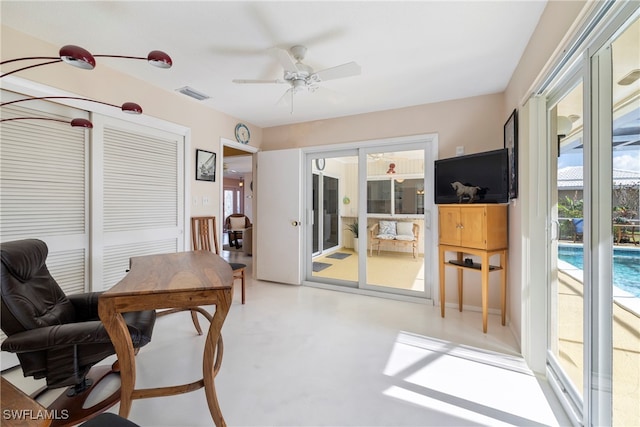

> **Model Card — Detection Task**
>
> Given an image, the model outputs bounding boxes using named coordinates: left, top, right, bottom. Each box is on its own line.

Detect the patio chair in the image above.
left=571, top=218, right=584, bottom=242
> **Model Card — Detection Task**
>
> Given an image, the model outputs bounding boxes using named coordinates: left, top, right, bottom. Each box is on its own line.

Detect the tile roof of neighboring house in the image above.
left=558, top=166, right=640, bottom=189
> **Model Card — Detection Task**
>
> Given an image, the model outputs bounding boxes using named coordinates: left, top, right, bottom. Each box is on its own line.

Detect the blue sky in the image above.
left=558, top=149, right=640, bottom=172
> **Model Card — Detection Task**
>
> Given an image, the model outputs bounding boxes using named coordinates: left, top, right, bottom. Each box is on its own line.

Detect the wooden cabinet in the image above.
left=438, top=204, right=507, bottom=250
left=438, top=204, right=508, bottom=333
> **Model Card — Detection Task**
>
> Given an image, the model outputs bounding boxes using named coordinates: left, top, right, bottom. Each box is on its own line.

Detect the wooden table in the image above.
left=439, top=244, right=507, bottom=333
left=98, top=251, right=233, bottom=426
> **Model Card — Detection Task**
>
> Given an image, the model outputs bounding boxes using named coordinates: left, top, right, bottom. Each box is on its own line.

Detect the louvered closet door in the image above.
left=0, top=93, right=90, bottom=297
left=91, top=116, right=184, bottom=290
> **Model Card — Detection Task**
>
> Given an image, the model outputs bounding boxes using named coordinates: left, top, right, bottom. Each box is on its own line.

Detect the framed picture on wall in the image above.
left=196, top=149, right=216, bottom=182
left=504, top=109, right=518, bottom=199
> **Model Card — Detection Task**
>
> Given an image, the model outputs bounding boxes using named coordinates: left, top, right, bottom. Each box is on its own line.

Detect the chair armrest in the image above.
left=68, top=292, right=102, bottom=321
left=370, top=223, right=379, bottom=237
left=0, top=321, right=112, bottom=353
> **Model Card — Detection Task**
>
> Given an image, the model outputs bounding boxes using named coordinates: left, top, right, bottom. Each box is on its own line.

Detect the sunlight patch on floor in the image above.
left=382, top=332, right=560, bottom=426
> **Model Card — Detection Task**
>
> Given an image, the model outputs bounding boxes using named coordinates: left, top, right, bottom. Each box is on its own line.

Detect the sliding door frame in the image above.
left=529, top=3, right=639, bottom=425
left=303, top=133, right=438, bottom=303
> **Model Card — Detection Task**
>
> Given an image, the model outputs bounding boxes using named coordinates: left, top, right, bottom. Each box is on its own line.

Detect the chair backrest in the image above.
left=572, top=218, right=584, bottom=233
left=191, top=216, right=220, bottom=254
left=0, top=239, right=75, bottom=336
left=225, top=214, right=251, bottom=231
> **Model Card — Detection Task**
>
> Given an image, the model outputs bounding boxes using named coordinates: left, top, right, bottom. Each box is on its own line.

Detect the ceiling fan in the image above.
left=232, top=45, right=361, bottom=112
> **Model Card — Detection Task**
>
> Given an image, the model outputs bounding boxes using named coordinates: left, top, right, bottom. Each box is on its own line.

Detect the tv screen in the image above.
left=434, top=148, right=509, bottom=204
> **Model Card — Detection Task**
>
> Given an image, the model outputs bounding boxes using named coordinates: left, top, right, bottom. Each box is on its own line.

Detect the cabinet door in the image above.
left=438, top=206, right=461, bottom=245
left=460, top=206, right=486, bottom=248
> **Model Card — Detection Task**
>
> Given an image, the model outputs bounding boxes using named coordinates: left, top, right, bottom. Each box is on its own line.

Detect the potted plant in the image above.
left=345, top=220, right=359, bottom=253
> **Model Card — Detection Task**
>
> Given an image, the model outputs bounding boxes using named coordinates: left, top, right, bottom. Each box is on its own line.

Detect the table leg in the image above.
left=456, top=252, right=463, bottom=312
left=481, top=252, right=489, bottom=333
left=501, top=250, right=507, bottom=326
left=98, top=301, right=137, bottom=418
left=203, top=290, right=232, bottom=427
left=439, top=247, right=445, bottom=317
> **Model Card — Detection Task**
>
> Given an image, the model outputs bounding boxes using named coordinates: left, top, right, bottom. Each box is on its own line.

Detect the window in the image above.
left=367, top=178, right=424, bottom=215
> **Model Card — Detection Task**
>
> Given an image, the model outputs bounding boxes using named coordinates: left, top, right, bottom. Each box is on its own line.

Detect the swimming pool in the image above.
left=558, top=245, right=640, bottom=298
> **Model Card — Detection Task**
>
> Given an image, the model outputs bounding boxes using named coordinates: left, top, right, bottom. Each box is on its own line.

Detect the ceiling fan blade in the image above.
left=232, top=79, right=286, bottom=84
left=314, top=61, right=361, bottom=82
left=276, top=88, right=293, bottom=107
left=270, top=47, right=299, bottom=73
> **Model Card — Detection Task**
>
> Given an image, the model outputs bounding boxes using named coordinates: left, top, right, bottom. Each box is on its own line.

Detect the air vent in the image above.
left=176, top=86, right=210, bottom=101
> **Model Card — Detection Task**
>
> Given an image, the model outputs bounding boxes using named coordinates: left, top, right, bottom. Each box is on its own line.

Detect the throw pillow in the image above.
left=379, top=221, right=397, bottom=236
left=230, top=217, right=245, bottom=230
left=396, top=222, right=414, bottom=238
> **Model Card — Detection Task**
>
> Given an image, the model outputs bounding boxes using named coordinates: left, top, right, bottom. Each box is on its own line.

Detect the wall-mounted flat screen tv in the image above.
left=434, top=148, right=509, bottom=204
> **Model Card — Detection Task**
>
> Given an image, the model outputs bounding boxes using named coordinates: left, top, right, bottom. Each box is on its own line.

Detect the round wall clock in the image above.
left=235, top=123, right=250, bottom=144
left=315, top=158, right=326, bottom=171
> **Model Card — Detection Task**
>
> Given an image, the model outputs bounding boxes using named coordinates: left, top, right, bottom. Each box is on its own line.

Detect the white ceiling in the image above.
left=1, top=1, right=548, bottom=128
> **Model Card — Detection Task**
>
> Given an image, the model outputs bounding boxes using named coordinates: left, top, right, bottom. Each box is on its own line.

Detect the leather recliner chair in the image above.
left=1, top=239, right=156, bottom=424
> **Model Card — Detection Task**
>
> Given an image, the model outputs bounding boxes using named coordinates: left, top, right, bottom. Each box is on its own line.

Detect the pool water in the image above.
left=558, top=245, right=640, bottom=298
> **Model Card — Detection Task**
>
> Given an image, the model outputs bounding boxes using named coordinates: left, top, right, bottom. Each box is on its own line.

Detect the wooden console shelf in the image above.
left=438, top=204, right=508, bottom=333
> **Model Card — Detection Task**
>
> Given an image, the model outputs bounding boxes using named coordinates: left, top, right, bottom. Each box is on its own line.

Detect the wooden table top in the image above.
left=102, top=250, right=233, bottom=298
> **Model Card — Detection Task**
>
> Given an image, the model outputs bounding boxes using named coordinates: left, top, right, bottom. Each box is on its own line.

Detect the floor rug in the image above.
left=312, top=262, right=332, bottom=272
left=327, top=252, right=352, bottom=260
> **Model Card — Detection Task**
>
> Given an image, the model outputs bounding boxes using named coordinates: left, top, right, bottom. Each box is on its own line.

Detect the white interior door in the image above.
left=256, top=149, right=302, bottom=284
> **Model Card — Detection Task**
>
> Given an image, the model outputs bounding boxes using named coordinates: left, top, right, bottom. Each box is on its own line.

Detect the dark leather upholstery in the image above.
left=1, top=239, right=155, bottom=388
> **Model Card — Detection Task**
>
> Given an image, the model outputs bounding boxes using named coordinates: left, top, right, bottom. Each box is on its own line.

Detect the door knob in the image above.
left=291, top=220, right=300, bottom=226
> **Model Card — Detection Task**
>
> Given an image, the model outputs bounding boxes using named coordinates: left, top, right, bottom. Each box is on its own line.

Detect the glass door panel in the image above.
left=323, top=175, right=339, bottom=250
left=309, top=154, right=359, bottom=285
left=610, top=18, right=639, bottom=426
left=312, top=173, right=340, bottom=255
left=551, top=81, right=585, bottom=407
left=364, top=149, right=426, bottom=294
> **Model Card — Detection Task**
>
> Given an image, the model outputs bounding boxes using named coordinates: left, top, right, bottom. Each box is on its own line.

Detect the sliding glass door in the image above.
left=306, top=138, right=435, bottom=300
left=604, top=17, right=639, bottom=425
left=547, top=77, right=585, bottom=418
left=545, top=10, right=639, bottom=426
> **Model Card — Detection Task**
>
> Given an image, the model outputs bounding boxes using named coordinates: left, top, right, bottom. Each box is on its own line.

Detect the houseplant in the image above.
left=345, top=220, right=359, bottom=253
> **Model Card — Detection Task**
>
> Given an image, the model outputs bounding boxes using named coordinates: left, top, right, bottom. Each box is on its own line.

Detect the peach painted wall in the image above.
left=0, top=25, right=262, bottom=218
left=263, top=93, right=506, bottom=158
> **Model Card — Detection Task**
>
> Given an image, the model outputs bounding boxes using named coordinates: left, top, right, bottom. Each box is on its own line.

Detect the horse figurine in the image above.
left=451, top=181, right=482, bottom=203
